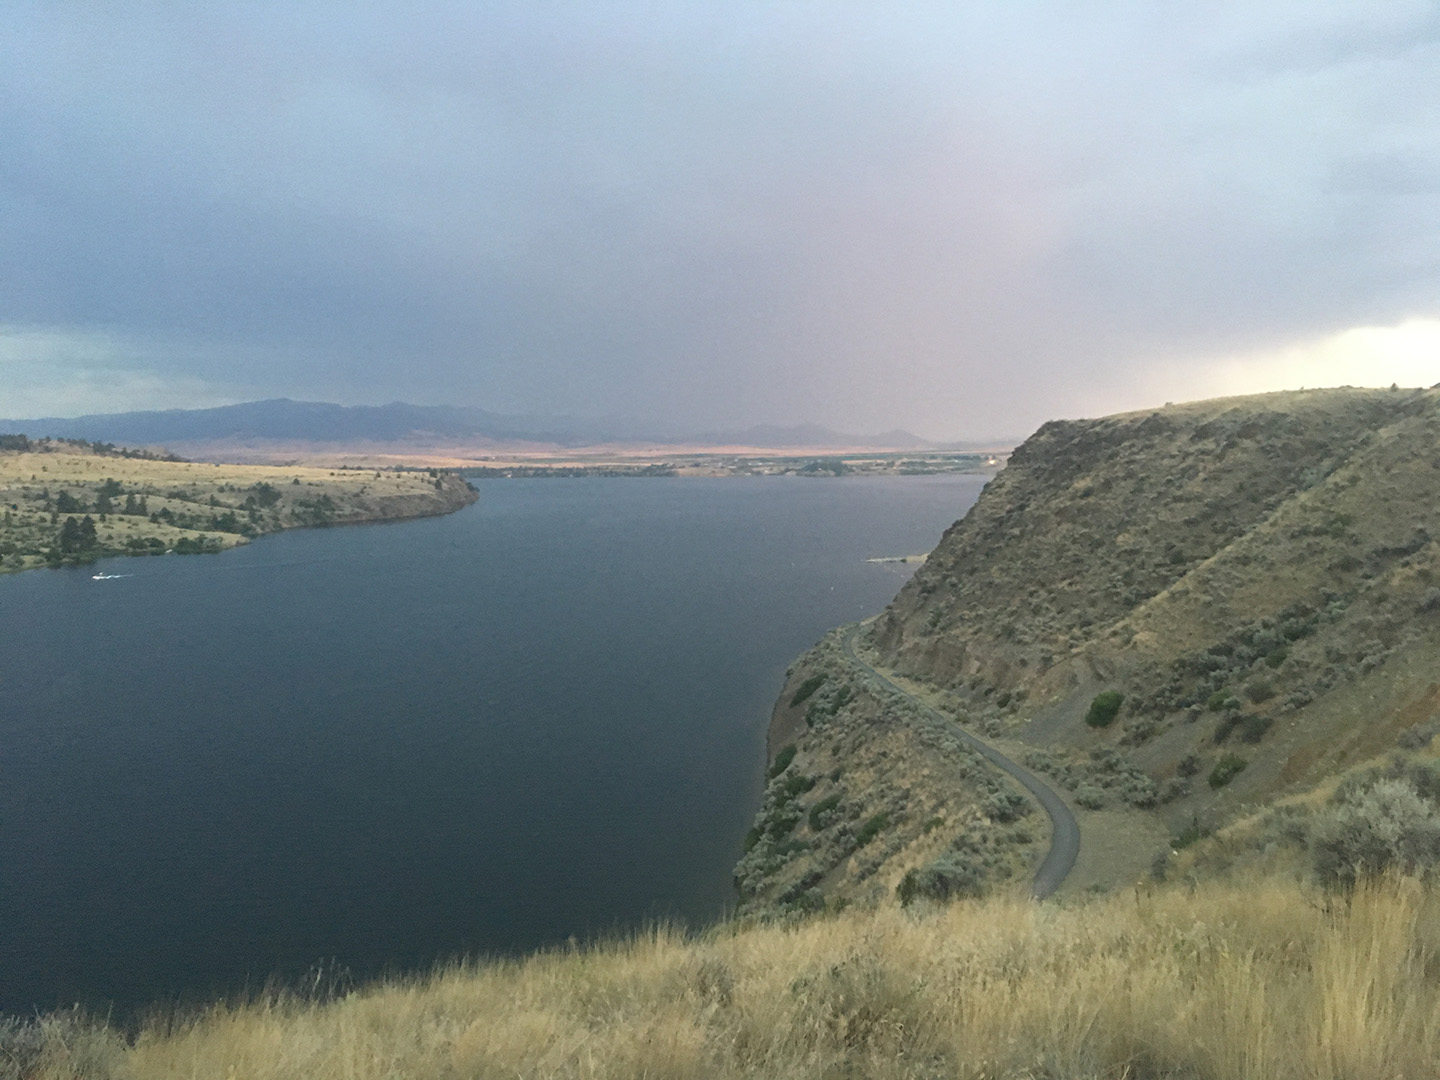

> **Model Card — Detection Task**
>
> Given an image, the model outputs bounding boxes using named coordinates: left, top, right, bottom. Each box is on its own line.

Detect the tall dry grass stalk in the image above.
left=18, top=873, right=1440, bottom=1079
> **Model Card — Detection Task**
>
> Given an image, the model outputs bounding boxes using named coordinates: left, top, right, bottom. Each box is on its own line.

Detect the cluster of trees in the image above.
left=242, top=482, right=282, bottom=510
left=147, top=505, right=249, bottom=534
left=57, top=515, right=98, bottom=555
left=54, top=490, right=86, bottom=513
left=293, top=494, right=338, bottom=523
left=48, top=480, right=152, bottom=518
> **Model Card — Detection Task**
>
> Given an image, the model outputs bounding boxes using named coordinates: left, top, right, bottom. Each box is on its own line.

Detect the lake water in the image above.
left=0, top=475, right=982, bottom=1014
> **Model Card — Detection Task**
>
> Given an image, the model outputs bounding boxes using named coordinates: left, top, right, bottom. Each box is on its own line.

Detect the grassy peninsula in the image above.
left=0, top=435, right=477, bottom=573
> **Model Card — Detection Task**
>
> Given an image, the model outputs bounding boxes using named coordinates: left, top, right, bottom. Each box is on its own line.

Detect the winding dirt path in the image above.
left=842, top=624, right=1080, bottom=899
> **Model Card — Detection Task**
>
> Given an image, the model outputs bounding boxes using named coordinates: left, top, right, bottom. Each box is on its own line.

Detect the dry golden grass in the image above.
left=19, top=873, right=1440, bottom=1080
left=0, top=449, right=438, bottom=494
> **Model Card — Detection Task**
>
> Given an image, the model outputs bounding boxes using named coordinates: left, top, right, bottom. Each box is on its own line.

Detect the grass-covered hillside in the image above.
left=8, top=872, right=1438, bottom=1080
left=0, top=436, right=477, bottom=573
left=866, top=387, right=1440, bottom=853
left=736, top=388, right=1440, bottom=914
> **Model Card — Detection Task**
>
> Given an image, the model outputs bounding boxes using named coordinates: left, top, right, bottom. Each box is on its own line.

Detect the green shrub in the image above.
left=1245, top=678, right=1275, bottom=704
left=768, top=744, right=797, bottom=779
left=806, top=685, right=853, bottom=727
left=789, top=674, right=826, bottom=707
left=806, top=685, right=855, bottom=729
left=1215, top=712, right=1272, bottom=745
left=1312, top=778, right=1440, bottom=888
left=1214, top=713, right=1240, bottom=744
left=897, top=855, right=985, bottom=906
left=1238, top=714, right=1273, bottom=744
left=808, top=793, right=842, bottom=832
left=248, top=481, right=282, bottom=508
left=1085, top=691, right=1123, bottom=728
left=1399, top=718, right=1440, bottom=751
left=856, top=812, right=890, bottom=847
left=982, top=790, right=1029, bottom=823
left=1171, top=817, right=1208, bottom=849
left=766, top=806, right=802, bottom=838
left=173, top=535, right=220, bottom=555
left=54, top=490, right=85, bottom=514
left=1209, top=754, right=1247, bottom=789
left=744, top=826, right=762, bottom=852
left=778, top=773, right=816, bottom=800
left=1265, top=647, right=1288, bottom=669
left=1207, top=691, right=1230, bottom=712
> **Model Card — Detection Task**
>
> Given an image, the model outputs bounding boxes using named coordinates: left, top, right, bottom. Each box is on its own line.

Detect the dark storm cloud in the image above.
left=2, top=3, right=1439, bottom=436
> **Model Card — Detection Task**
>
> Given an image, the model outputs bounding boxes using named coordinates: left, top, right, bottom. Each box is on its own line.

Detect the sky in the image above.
left=2, top=3, right=1439, bottom=440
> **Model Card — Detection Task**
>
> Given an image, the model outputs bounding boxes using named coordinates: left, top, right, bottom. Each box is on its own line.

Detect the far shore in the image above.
left=172, top=441, right=1011, bottom=478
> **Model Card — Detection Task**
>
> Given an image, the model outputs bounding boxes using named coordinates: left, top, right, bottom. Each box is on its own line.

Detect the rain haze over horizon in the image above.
left=3, top=3, right=1439, bottom=441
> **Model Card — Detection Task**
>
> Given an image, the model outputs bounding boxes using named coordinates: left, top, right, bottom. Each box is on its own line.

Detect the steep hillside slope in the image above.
left=872, top=386, right=1440, bottom=837
left=740, top=388, right=1440, bottom=913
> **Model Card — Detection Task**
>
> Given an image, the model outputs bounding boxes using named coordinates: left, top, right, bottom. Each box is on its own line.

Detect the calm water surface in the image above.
left=0, top=475, right=982, bottom=1013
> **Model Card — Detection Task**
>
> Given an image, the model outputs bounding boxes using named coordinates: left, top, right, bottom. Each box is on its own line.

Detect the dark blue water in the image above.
left=0, top=475, right=981, bottom=1014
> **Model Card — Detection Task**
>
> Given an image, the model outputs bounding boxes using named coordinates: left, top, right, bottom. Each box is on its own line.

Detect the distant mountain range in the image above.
left=0, top=399, right=953, bottom=451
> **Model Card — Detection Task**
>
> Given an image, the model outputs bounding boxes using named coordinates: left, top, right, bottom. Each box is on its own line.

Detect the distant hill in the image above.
left=0, top=399, right=940, bottom=451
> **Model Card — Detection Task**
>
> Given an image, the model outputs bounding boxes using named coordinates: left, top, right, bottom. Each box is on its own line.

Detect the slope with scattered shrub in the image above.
left=860, top=386, right=1440, bottom=876
left=735, top=631, right=1042, bottom=916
